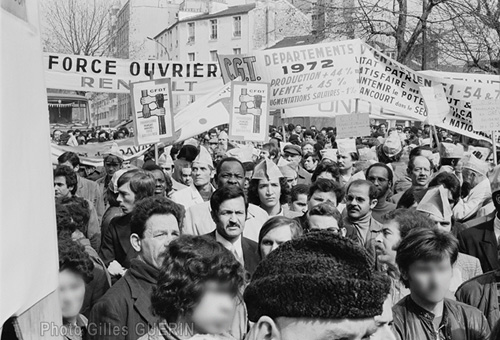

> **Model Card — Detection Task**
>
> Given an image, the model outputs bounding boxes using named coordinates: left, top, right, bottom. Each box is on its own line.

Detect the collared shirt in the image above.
left=215, top=230, right=244, bottom=264
left=494, top=215, right=500, bottom=244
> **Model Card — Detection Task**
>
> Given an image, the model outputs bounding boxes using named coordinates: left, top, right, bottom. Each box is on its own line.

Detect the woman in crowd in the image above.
left=247, top=159, right=292, bottom=217
left=258, top=216, right=303, bottom=259
left=58, top=237, right=94, bottom=340
left=142, top=235, right=244, bottom=340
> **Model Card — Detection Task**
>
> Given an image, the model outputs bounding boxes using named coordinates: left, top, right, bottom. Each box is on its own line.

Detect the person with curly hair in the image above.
left=247, top=159, right=294, bottom=218
left=58, top=237, right=94, bottom=340
left=140, top=235, right=244, bottom=340
left=90, top=196, right=183, bottom=340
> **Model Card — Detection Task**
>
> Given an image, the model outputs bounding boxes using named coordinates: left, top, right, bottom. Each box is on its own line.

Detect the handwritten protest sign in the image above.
left=471, top=99, right=500, bottom=131
left=335, top=112, right=370, bottom=139
left=130, top=78, right=174, bottom=145
left=229, top=81, right=270, bottom=142
left=419, top=85, right=450, bottom=125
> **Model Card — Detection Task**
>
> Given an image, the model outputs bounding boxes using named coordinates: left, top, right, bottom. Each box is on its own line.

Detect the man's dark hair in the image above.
left=308, top=178, right=344, bottom=205
left=303, top=129, right=315, bottom=139
left=428, top=172, right=461, bottom=205
left=346, top=179, right=377, bottom=200
left=216, top=157, right=244, bottom=179
left=291, top=184, right=309, bottom=202
left=130, top=196, right=184, bottom=239
left=54, top=165, right=78, bottom=195
left=58, top=237, right=94, bottom=284
left=211, top=185, right=249, bottom=215
left=407, top=154, right=433, bottom=173
left=247, top=178, right=290, bottom=207
left=57, top=152, right=80, bottom=168
left=117, top=170, right=155, bottom=201
left=409, top=146, right=432, bottom=160
left=396, top=227, right=459, bottom=288
left=365, top=162, right=394, bottom=184
left=311, top=161, right=340, bottom=182
left=177, top=145, right=199, bottom=162
left=303, top=152, right=319, bottom=163
left=152, top=235, right=244, bottom=323
left=308, top=202, right=342, bottom=221
left=381, top=208, right=435, bottom=240
left=57, top=197, right=90, bottom=235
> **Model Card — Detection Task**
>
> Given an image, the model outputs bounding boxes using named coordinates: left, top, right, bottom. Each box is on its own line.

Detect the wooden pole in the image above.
left=492, top=130, right=498, bottom=165
left=154, top=143, right=159, bottom=165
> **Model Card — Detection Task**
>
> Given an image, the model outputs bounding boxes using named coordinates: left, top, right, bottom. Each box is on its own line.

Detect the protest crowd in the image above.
left=51, top=120, right=500, bottom=340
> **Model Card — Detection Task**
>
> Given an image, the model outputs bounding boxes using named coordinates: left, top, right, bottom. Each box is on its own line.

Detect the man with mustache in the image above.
left=343, top=179, right=381, bottom=266
left=205, top=185, right=260, bottom=277
left=391, top=155, right=432, bottom=205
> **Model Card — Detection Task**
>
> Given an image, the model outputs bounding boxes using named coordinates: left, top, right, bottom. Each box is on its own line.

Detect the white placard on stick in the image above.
left=335, top=112, right=370, bottom=139
left=472, top=99, right=500, bottom=132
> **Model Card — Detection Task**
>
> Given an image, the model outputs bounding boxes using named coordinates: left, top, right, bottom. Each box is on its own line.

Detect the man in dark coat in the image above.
left=204, top=185, right=260, bottom=278
left=89, top=196, right=183, bottom=340
left=457, top=165, right=500, bottom=273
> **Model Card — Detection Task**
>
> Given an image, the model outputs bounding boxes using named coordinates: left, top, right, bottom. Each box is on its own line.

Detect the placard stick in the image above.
left=154, top=143, right=159, bottom=165
left=492, top=130, right=498, bottom=165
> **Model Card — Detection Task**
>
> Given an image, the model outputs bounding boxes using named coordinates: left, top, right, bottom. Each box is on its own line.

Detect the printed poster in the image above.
left=230, top=81, right=270, bottom=142
left=130, top=78, right=175, bottom=145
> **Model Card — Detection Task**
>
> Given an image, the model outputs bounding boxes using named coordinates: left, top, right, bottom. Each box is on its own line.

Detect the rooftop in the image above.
left=268, top=35, right=323, bottom=49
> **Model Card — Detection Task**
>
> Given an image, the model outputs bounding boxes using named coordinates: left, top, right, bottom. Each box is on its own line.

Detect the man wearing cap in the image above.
left=97, top=143, right=124, bottom=210
left=158, top=150, right=186, bottom=194
left=458, top=165, right=500, bottom=273
left=183, top=157, right=269, bottom=242
left=416, top=186, right=483, bottom=293
left=283, top=144, right=311, bottom=185
left=244, top=231, right=395, bottom=340
left=453, top=154, right=491, bottom=222
left=438, top=142, right=464, bottom=183
left=171, top=146, right=215, bottom=210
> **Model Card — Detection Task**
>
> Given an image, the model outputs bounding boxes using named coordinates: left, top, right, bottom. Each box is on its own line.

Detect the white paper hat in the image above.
left=193, top=146, right=214, bottom=169
left=337, top=138, right=357, bottom=155
left=416, top=185, right=452, bottom=222
left=253, top=159, right=283, bottom=180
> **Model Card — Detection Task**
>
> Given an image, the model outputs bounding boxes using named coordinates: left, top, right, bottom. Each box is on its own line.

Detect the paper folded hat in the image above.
left=103, top=142, right=124, bottom=160
left=184, top=138, right=199, bottom=147
left=416, top=185, right=452, bottom=222
left=421, top=138, right=431, bottom=146
left=469, top=146, right=491, bottom=161
left=382, top=134, right=402, bottom=158
left=109, top=169, right=132, bottom=194
left=158, top=152, right=174, bottom=167
left=490, top=165, right=500, bottom=193
left=463, top=153, right=489, bottom=176
left=358, top=147, right=378, bottom=162
left=253, top=159, right=283, bottom=180
left=226, top=146, right=254, bottom=163
left=193, top=146, right=214, bottom=169
left=439, top=142, right=464, bottom=159
left=279, top=161, right=298, bottom=179
left=337, top=138, right=357, bottom=155
left=218, top=131, right=228, bottom=140
left=321, top=149, right=338, bottom=162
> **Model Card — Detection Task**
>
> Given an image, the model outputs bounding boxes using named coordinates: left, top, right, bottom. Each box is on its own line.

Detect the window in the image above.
left=210, top=19, right=218, bottom=40
left=210, top=50, right=218, bottom=61
left=188, top=53, right=195, bottom=61
left=188, top=22, right=195, bottom=43
left=233, top=48, right=241, bottom=55
left=233, top=16, right=241, bottom=37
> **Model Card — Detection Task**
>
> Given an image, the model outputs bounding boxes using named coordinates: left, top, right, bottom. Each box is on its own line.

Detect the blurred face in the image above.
left=428, top=214, right=452, bottom=233
left=214, top=196, right=247, bottom=241
left=260, top=225, right=293, bottom=258
left=58, top=269, right=85, bottom=320
left=181, top=168, right=193, bottom=186
left=304, top=136, right=314, bottom=143
left=374, top=220, right=401, bottom=266
left=308, top=190, right=337, bottom=209
left=366, top=166, right=391, bottom=199
left=264, top=295, right=394, bottom=340
left=190, top=281, right=237, bottom=335
left=405, top=256, right=453, bottom=304
left=260, top=149, right=270, bottom=160
left=54, top=176, right=73, bottom=199
left=338, top=153, right=353, bottom=171
left=302, top=144, right=314, bottom=155
left=409, top=156, right=431, bottom=187
left=308, top=215, right=339, bottom=233
left=117, top=182, right=136, bottom=214
left=284, top=152, right=302, bottom=165
left=217, top=161, right=245, bottom=188
left=147, top=169, right=164, bottom=194
left=140, top=214, right=180, bottom=269
left=53, top=131, right=62, bottom=141
left=379, top=125, right=387, bottom=133
left=303, top=156, right=317, bottom=172
left=258, top=179, right=281, bottom=210
left=346, top=184, right=377, bottom=220
left=291, top=193, right=308, bottom=214
left=192, top=162, right=213, bottom=187
left=295, top=126, right=302, bottom=133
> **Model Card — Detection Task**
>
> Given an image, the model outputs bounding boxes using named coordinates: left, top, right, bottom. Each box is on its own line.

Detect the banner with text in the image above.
left=44, top=53, right=223, bottom=95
